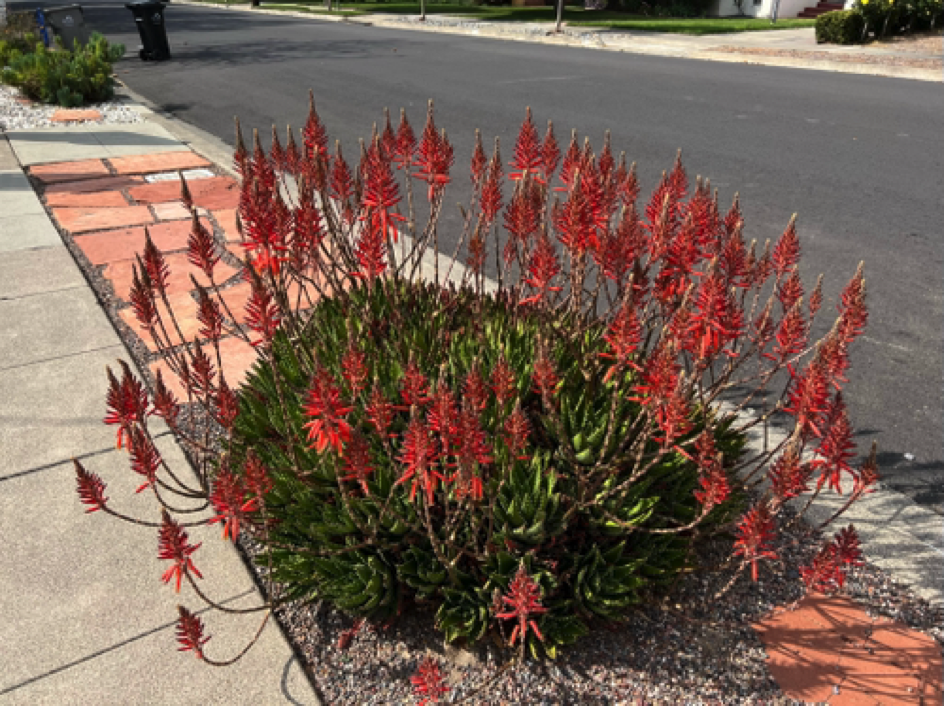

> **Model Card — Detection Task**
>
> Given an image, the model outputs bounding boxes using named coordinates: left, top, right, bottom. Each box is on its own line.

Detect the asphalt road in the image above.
left=19, top=0, right=944, bottom=513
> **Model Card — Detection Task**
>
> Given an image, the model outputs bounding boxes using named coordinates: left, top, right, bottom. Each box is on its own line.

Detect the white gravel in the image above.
left=0, top=84, right=143, bottom=131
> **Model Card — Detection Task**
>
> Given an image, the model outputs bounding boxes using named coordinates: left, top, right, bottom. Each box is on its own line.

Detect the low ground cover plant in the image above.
left=1, top=32, right=124, bottom=106
left=76, top=96, right=876, bottom=696
left=817, top=0, right=941, bottom=42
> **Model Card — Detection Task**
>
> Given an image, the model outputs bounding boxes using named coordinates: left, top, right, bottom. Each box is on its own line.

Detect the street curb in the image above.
left=117, top=84, right=943, bottom=607
left=171, top=0, right=942, bottom=82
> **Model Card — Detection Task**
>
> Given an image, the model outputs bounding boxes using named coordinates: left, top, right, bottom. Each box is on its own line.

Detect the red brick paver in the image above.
left=50, top=109, right=103, bottom=123
left=754, top=593, right=943, bottom=705
left=128, top=176, right=240, bottom=210
left=108, top=152, right=212, bottom=176
left=44, top=190, right=129, bottom=209
left=43, top=175, right=145, bottom=195
left=30, top=159, right=110, bottom=184
left=52, top=205, right=154, bottom=234
left=211, top=209, right=243, bottom=243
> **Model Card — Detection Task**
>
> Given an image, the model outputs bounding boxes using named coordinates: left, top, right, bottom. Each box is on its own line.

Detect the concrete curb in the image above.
left=128, top=85, right=943, bottom=607
left=171, top=0, right=942, bottom=82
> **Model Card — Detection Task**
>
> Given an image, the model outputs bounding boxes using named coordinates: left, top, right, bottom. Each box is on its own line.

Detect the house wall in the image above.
left=709, top=0, right=813, bottom=18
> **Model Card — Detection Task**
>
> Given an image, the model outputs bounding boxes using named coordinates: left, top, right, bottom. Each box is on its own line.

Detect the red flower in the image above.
left=396, top=416, right=442, bottom=505
left=129, top=426, right=162, bottom=494
left=74, top=459, right=108, bottom=513
left=104, top=361, right=150, bottom=450
left=176, top=606, right=210, bottom=658
left=768, top=444, right=813, bottom=501
left=509, top=107, right=543, bottom=182
left=303, top=369, right=353, bottom=455
left=601, top=302, right=642, bottom=381
left=813, top=393, right=857, bottom=494
left=502, top=401, right=531, bottom=457
left=367, top=385, right=396, bottom=437
left=187, top=213, right=219, bottom=279
left=497, top=565, right=547, bottom=647
left=532, top=351, right=559, bottom=400
left=771, top=216, right=800, bottom=276
left=341, top=434, right=375, bottom=496
left=414, top=104, right=455, bottom=201
left=463, top=364, right=489, bottom=414
left=158, top=510, right=203, bottom=593
left=800, top=525, right=864, bottom=593
left=490, top=355, right=517, bottom=407
left=401, top=359, right=431, bottom=407
left=209, top=467, right=257, bottom=541
left=411, top=657, right=449, bottom=706
left=244, top=274, right=281, bottom=347
left=341, top=342, right=368, bottom=397
left=520, top=231, right=562, bottom=307
left=692, top=431, right=729, bottom=510
left=733, top=504, right=777, bottom=582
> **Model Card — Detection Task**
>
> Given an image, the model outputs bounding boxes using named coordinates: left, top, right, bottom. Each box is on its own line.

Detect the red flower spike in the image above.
left=668, top=150, right=688, bottom=203
left=532, top=350, right=559, bottom=400
left=243, top=450, right=273, bottom=498
left=381, top=107, right=397, bottom=159
left=618, top=160, right=640, bottom=207
left=502, top=401, right=531, bottom=457
left=396, top=416, right=441, bottom=505
left=129, top=426, right=162, bottom=494
left=269, top=124, right=285, bottom=172
left=401, top=359, right=431, bottom=407
left=631, top=341, right=680, bottom=409
left=490, top=356, right=517, bottom=407
left=556, top=173, right=599, bottom=258
left=809, top=274, right=824, bottom=319
left=542, top=120, right=560, bottom=183
left=601, top=302, right=642, bottom=381
left=772, top=215, right=801, bottom=276
left=142, top=230, right=170, bottom=296
left=341, top=434, right=375, bottom=495
left=196, top=288, right=223, bottom=342
left=479, top=141, right=504, bottom=226
left=394, top=108, right=417, bottom=170
left=800, top=525, right=864, bottom=593
left=209, top=466, right=256, bottom=541
left=341, top=341, right=368, bottom=398
left=510, top=107, right=543, bottom=182
left=302, top=90, right=329, bottom=162
left=367, top=384, right=395, bottom=437
left=411, top=657, right=450, bottom=706
left=777, top=268, right=804, bottom=312
left=284, top=125, right=301, bottom=176
left=520, top=231, right=562, bottom=307
left=454, top=402, right=493, bottom=477
left=785, top=356, right=830, bottom=440
left=723, top=194, right=743, bottom=237
left=497, top=565, right=547, bottom=647
left=813, top=393, right=857, bottom=494
left=158, top=510, right=203, bottom=593
left=187, top=344, right=217, bottom=397
left=768, top=444, right=813, bottom=501
left=129, top=263, right=157, bottom=331
left=559, top=129, right=581, bottom=189
left=414, top=103, right=454, bottom=201
left=176, top=606, right=210, bottom=658
left=834, top=525, right=865, bottom=571
left=773, top=300, right=808, bottom=371
left=330, top=142, right=355, bottom=204
left=214, top=375, right=239, bottom=430
left=103, top=361, right=149, bottom=450
left=654, top=376, right=691, bottom=447
left=837, top=264, right=868, bottom=345
left=74, top=458, right=108, bottom=513
left=360, top=137, right=405, bottom=247
left=733, top=504, right=777, bottom=582
left=428, top=383, right=460, bottom=449
left=303, top=368, right=353, bottom=455
left=463, top=364, right=489, bottom=414
left=692, top=431, right=729, bottom=510
left=244, top=274, right=281, bottom=347
left=467, top=227, right=487, bottom=276
left=470, top=129, right=487, bottom=185
left=503, top=178, right=542, bottom=263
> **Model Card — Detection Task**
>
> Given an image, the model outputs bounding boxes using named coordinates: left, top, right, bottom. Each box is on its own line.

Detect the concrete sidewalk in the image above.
left=174, top=1, right=943, bottom=82
left=0, top=125, right=319, bottom=704
left=0, top=98, right=940, bottom=704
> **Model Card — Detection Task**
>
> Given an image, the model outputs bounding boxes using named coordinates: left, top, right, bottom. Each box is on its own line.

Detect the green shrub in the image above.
left=0, top=11, right=40, bottom=68
left=816, top=9, right=866, bottom=43
left=1, top=32, right=124, bottom=106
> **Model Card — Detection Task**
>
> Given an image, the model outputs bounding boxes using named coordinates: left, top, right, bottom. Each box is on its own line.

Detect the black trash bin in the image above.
left=126, top=0, right=170, bottom=61
left=42, top=5, right=92, bottom=49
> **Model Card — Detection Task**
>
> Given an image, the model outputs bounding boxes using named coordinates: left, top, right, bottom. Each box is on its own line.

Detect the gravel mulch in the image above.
left=0, top=84, right=143, bottom=131
left=709, top=45, right=942, bottom=69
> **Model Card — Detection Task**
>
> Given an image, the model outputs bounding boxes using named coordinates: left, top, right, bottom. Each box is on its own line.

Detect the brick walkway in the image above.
left=26, top=147, right=944, bottom=705
left=30, top=151, right=257, bottom=399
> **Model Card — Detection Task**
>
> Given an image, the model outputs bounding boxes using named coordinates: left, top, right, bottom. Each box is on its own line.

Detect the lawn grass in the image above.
left=191, top=0, right=816, bottom=34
